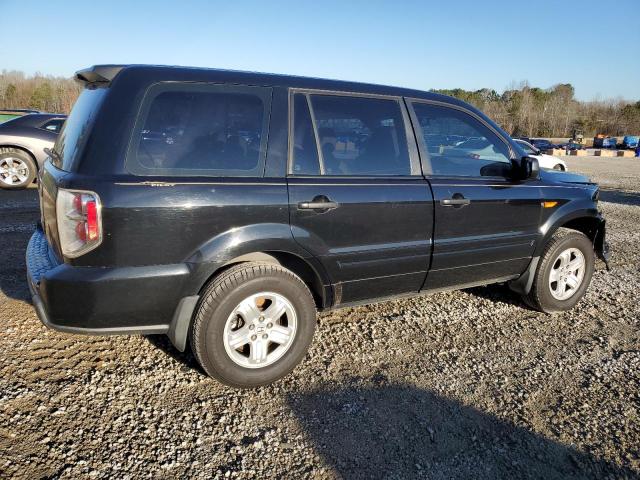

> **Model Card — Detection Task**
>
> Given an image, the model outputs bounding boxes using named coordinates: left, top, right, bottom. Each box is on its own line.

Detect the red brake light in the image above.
left=86, top=200, right=98, bottom=241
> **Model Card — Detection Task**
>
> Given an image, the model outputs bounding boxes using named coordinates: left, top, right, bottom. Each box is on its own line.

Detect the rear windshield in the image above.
left=53, top=87, right=107, bottom=171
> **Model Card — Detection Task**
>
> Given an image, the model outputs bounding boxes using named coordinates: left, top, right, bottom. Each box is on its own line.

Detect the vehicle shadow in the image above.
left=0, top=189, right=38, bottom=304
left=145, top=334, right=206, bottom=375
left=287, top=381, right=635, bottom=479
left=463, top=283, right=532, bottom=310
left=599, top=189, right=640, bottom=207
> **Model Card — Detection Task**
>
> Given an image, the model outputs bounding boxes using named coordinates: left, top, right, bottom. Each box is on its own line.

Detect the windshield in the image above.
left=53, top=87, right=107, bottom=171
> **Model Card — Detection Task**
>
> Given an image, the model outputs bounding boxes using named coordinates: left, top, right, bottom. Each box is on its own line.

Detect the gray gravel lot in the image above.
left=1, top=156, right=639, bottom=479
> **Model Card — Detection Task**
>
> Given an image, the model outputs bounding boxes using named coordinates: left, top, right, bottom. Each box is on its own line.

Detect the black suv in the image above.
left=26, top=65, right=609, bottom=388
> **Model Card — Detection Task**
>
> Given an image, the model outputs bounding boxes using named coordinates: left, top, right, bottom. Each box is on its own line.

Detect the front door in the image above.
left=287, top=92, right=434, bottom=305
left=407, top=100, right=542, bottom=290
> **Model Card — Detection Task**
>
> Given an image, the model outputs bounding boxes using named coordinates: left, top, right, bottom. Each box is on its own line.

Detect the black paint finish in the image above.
left=28, top=65, right=606, bottom=336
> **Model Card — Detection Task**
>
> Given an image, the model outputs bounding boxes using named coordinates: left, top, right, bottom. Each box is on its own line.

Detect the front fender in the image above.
left=535, top=200, right=609, bottom=268
left=535, top=197, right=599, bottom=258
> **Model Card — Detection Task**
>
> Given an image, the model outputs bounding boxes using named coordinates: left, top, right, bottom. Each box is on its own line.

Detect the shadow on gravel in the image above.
left=0, top=189, right=38, bottom=304
left=463, top=283, right=533, bottom=310
left=599, top=189, right=640, bottom=206
left=288, top=381, right=635, bottom=479
left=145, top=334, right=206, bottom=375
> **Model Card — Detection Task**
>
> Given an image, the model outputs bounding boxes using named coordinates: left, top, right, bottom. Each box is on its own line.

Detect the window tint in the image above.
left=291, top=93, right=320, bottom=175
left=54, top=87, right=107, bottom=171
left=129, top=84, right=270, bottom=176
left=42, top=118, right=65, bottom=133
left=412, top=103, right=511, bottom=177
left=308, top=95, right=410, bottom=176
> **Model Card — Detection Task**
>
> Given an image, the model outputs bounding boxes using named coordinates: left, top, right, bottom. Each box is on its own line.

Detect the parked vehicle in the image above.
left=593, top=135, right=617, bottom=149
left=529, top=138, right=560, bottom=151
left=571, top=129, right=585, bottom=145
left=26, top=65, right=609, bottom=388
left=622, top=135, right=639, bottom=149
left=0, top=113, right=67, bottom=189
left=0, top=109, right=41, bottom=124
left=514, top=139, right=567, bottom=170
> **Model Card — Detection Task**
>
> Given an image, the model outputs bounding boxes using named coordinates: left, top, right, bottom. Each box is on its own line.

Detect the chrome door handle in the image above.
left=298, top=201, right=339, bottom=210
left=441, top=194, right=470, bottom=207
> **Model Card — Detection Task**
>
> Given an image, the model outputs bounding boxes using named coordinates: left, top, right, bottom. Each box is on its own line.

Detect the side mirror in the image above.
left=521, top=156, right=540, bottom=180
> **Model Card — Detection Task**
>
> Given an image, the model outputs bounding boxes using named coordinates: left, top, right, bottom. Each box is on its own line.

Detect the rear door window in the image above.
left=127, top=83, right=271, bottom=177
left=304, top=94, right=412, bottom=176
left=410, top=102, right=512, bottom=177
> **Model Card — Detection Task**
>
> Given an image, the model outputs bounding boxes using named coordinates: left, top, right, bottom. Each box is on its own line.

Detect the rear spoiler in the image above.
left=75, top=65, right=124, bottom=85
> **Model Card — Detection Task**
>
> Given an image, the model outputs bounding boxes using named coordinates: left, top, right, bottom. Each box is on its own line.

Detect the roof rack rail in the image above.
left=75, top=65, right=124, bottom=85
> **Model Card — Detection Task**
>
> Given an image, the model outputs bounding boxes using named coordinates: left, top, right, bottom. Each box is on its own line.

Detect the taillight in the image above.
left=56, top=189, right=103, bottom=258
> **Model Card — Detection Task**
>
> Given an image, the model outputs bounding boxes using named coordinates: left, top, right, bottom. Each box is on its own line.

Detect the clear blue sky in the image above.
left=2, top=0, right=639, bottom=101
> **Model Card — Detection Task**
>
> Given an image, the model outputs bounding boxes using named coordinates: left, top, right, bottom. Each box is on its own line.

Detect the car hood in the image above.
left=539, top=168, right=594, bottom=186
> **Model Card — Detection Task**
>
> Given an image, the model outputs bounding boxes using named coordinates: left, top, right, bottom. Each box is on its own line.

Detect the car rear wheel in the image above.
left=523, top=229, right=595, bottom=313
left=0, top=148, right=37, bottom=190
left=553, top=164, right=564, bottom=171
left=190, top=262, right=317, bottom=388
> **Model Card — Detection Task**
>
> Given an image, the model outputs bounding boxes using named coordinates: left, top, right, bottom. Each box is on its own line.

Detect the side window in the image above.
left=518, top=141, right=536, bottom=155
left=291, top=93, right=320, bottom=175
left=308, top=94, right=411, bottom=176
left=42, top=119, right=65, bottom=133
left=128, top=83, right=270, bottom=177
left=411, top=103, right=511, bottom=177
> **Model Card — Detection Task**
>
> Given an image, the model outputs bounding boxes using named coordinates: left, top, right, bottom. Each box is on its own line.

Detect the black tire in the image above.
left=190, top=262, right=317, bottom=388
left=553, top=164, right=564, bottom=171
left=0, top=148, right=37, bottom=190
left=523, top=229, right=595, bottom=313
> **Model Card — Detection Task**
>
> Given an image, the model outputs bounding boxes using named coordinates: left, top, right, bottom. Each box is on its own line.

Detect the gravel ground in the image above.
left=1, top=156, right=639, bottom=479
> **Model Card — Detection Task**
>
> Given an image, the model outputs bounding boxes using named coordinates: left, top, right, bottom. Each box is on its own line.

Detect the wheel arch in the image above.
left=0, top=144, right=38, bottom=164
left=215, top=251, right=330, bottom=310
left=183, top=223, right=332, bottom=308
left=512, top=211, right=607, bottom=296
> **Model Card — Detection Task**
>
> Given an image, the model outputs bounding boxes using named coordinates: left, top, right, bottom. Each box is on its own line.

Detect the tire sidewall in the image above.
left=536, top=233, right=595, bottom=312
left=197, top=271, right=316, bottom=387
left=0, top=149, right=37, bottom=190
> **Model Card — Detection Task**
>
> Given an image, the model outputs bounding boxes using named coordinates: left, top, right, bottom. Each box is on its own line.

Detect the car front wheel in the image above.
left=0, top=148, right=37, bottom=190
left=523, top=229, right=595, bottom=313
left=190, top=262, right=317, bottom=388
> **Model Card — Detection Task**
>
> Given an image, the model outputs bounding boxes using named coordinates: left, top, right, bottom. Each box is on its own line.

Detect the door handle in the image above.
left=441, top=194, right=470, bottom=207
left=298, top=196, right=339, bottom=211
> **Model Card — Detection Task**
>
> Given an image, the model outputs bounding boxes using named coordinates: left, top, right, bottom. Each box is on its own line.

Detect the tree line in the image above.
left=1, top=70, right=638, bottom=138
left=432, top=83, right=640, bottom=138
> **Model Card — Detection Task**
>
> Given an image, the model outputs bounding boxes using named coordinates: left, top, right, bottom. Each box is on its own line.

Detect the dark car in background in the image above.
left=0, top=109, right=42, bottom=124
left=529, top=138, right=559, bottom=151
left=0, top=113, right=66, bottom=189
left=27, top=65, right=608, bottom=388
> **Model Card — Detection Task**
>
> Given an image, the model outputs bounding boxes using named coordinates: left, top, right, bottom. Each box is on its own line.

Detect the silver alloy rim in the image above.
left=0, top=157, right=30, bottom=186
left=548, top=247, right=586, bottom=300
left=223, top=292, right=297, bottom=369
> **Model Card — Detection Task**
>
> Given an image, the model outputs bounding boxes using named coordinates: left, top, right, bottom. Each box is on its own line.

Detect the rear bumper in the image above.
left=26, top=226, right=190, bottom=335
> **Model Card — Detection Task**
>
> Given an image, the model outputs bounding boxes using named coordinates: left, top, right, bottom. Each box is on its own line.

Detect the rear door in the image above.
left=287, top=91, right=434, bottom=305
left=407, top=100, right=543, bottom=290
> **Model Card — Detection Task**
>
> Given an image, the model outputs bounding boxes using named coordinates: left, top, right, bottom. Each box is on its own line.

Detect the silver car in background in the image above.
left=0, top=113, right=66, bottom=189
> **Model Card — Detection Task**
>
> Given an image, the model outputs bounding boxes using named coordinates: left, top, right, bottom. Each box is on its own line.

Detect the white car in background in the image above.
left=514, top=139, right=567, bottom=171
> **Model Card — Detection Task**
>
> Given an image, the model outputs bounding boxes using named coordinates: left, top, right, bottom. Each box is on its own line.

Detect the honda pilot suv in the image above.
left=26, top=65, right=609, bottom=388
